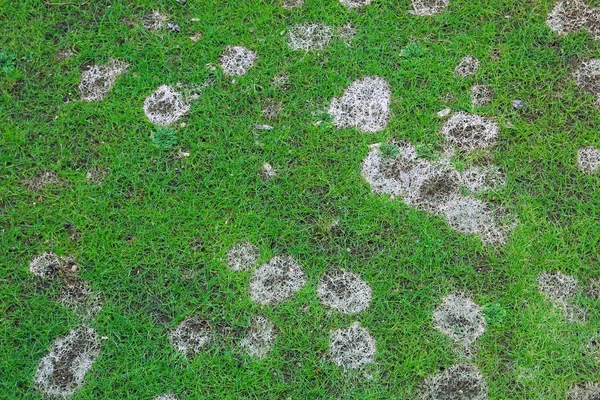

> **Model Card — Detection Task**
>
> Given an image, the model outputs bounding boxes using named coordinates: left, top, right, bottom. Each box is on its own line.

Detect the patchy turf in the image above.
left=1, top=0, right=600, bottom=398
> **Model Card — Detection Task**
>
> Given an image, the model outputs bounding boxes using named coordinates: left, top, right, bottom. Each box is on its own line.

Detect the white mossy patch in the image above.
left=33, top=326, right=100, bottom=399
left=249, top=256, right=306, bottom=305
left=58, top=281, right=104, bottom=321
left=259, top=162, right=278, bottom=181
left=219, top=46, right=257, bottom=77
left=568, top=382, right=600, bottom=400
left=442, top=196, right=512, bottom=245
left=329, top=322, right=376, bottom=369
left=317, top=269, right=372, bottom=314
left=286, top=23, right=334, bottom=51
left=328, top=76, right=391, bottom=133
left=455, top=55, right=480, bottom=77
left=460, top=166, right=506, bottom=193
left=422, top=363, right=488, bottom=400
left=537, top=271, right=587, bottom=323
left=361, top=143, right=512, bottom=245
left=282, top=0, right=304, bottom=9
left=547, top=0, right=600, bottom=40
left=441, top=112, right=499, bottom=151
left=433, top=292, right=486, bottom=351
left=574, top=59, right=600, bottom=94
left=143, top=10, right=169, bottom=30
left=86, top=167, right=108, bottom=184
left=226, top=241, right=260, bottom=271
left=154, top=394, right=179, bottom=400
left=144, top=85, right=191, bottom=126
left=79, top=58, right=128, bottom=102
left=24, top=170, right=60, bottom=191
left=240, top=315, right=277, bottom=359
left=470, top=85, right=495, bottom=106
left=29, top=252, right=62, bottom=278
left=410, top=0, right=449, bottom=16
left=577, top=146, right=600, bottom=173
left=170, top=317, right=212, bottom=356
left=340, top=0, right=372, bottom=8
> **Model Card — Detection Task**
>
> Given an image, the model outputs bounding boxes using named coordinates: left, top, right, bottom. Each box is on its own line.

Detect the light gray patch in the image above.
left=33, top=326, right=100, bottom=399
left=240, top=316, right=277, bottom=359
left=547, top=0, right=600, bottom=39
left=262, top=98, right=283, bottom=118
left=143, top=10, right=169, bottom=30
left=86, top=167, right=108, bottom=184
left=329, top=322, right=376, bottom=369
left=410, top=0, right=449, bottom=16
left=219, top=46, right=257, bottom=77
left=154, top=394, right=179, bottom=400
left=29, top=252, right=62, bottom=278
left=249, top=256, right=306, bottom=305
left=470, top=85, right=494, bottom=106
left=574, top=59, right=600, bottom=93
left=455, top=55, right=480, bottom=77
left=538, top=271, right=587, bottom=323
left=144, top=85, right=191, bottom=126
left=24, top=170, right=60, bottom=191
left=226, top=241, right=260, bottom=271
left=170, top=317, right=212, bottom=356
left=433, top=292, right=486, bottom=350
left=282, top=0, right=304, bottom=9
left=259, top=162, right=277, bottom=181
left=79, top=58, right=128, bottom=102
left=337, top=23, right=357, bottom=44
left=577, top=146, right=600, bottom=173
left=567, top=382, right=600, bottom=400
left=441, top=112, right=499, bottom=151
left=58, top=281, right=104, bottom=321
left=287, top=23, right=334, bottom=51
left=460, top=166, right=506, bottom=193
left=340, top=0, right=372, bottom=8
left=328, top=76, right=391, bottom=133
left=422, top=363, right=488, bottom=400
left=317, top=269, right=372, bottom=314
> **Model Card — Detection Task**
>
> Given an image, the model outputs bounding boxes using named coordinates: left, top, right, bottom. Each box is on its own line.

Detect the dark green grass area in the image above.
left=1, top=0, right=600, bottom=398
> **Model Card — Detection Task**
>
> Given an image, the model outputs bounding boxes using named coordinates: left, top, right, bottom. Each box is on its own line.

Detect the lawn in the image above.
left=1, top=0, right=600, bottom=399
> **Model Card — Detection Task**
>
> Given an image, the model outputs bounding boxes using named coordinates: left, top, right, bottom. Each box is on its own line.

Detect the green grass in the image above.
left=1, top=0, right=600, bottom=398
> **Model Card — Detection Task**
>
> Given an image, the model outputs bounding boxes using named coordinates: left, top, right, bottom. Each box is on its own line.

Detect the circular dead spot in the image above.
left=240, top=315, right=277, bottom=359
left=442, top=196, right=510, bottom=245
left=79, top=58, right=128, bottom=102
left=226, top=241, right=260, bottom=271
left=410, top=0, right=449, bottom=16
left=262, top=98, right=283, bottom=118
left=86, top=166, right=108, bottom=184
left=460, top=166, right=506, bottom=193
left=282, top=0, right=304, bottom=9
left=337, top=23, right=357, bottom=45
left=568, top=382, right=600, bottom=400
left=170, top=317, right=212, bottom=356
left=340, top=0, right=371, bottom=8
left=317, top=269, right=372, bottom=314
left=24, top=170, right=60, bottom=191
left=422, top=363, right=488, bottom=400
left=259, top=162, right=278, bottom=180
left=29, top=252, right=61, bottom=278
left=538, top=271, right=579, bottom=304
left=455, top=55, right=480, bottom=77
left=577, top=146, right=600, bottom=174
left=441, top=112, right=499, bottom=151
left=574, top=59, right=600, bottom=94
left=329, top=322, right=376, bottom=369
left=328, top=76, right=391, bottom=133
left=154, top=394, right=178, bottom=400
left=143, top=10, right=169, bottom=30
left=58, top=280, right=104, bottom=321
left=287, top=23, right=334, bottom=51
left=433, top=292, right=486, bottom=349
left=34, top=326, right=100, bottom=398
left=249, top=256, right=306, bottom=305
left=413, top=168, right=461, bottom=212
left=361, top=142, right=419, bottom=196
left=547, top=0, right=600, bottom=39
left=219, top=46, right=257, bottom=77
left=470, top=85, right=494, bottom=106
left=144, top=85, right=191, bottom=126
